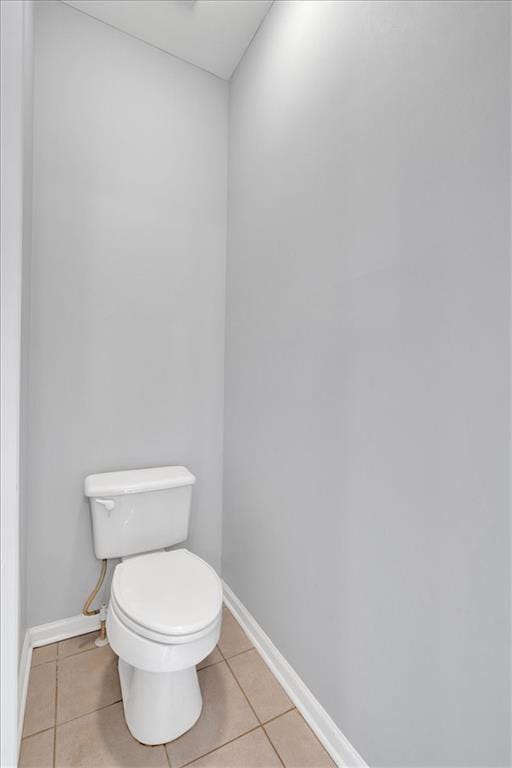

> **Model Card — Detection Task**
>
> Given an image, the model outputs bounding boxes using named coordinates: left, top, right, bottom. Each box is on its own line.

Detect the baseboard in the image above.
left=222, top=581, right=368, bottom=768
left=18, top=613, right=100, bottom=754
left=30, top=612, right=100, bottom=647
left=17, top=630, right=32, bottom=751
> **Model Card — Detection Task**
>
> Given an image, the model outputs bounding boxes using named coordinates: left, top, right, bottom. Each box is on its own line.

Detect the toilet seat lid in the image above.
left=112, top=549, right=222, bottom=637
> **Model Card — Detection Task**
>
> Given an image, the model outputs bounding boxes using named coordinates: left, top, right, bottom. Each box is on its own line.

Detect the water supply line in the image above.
left=83, top=558, right=109, bottom=647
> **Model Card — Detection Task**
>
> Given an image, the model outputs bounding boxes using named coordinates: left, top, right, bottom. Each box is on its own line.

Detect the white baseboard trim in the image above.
left=17, top=613, right=101, bottom=755
left=30, top=613, right=100, bottom=647
left=17, top=630, right=32, bottom=751
left=222, top=581, right=368, bottom=768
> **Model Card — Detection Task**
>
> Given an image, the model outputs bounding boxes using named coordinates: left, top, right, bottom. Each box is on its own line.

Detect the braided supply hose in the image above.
left=83, top=558, right=109, bottom=647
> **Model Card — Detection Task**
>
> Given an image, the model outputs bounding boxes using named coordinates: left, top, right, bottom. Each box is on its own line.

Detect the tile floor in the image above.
left=20, top=606, right=335, bottom=768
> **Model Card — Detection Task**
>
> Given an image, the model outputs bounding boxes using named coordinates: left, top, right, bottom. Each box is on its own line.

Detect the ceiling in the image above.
left=61, top=0, right=273, bottom=80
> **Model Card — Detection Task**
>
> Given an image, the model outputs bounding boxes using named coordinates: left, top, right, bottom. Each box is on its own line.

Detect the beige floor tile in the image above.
left=187, top=728, right=282, bottom=768
left=19, top=729, right=54, bottom=767
left=31, top=644, right=57, bottom=666
left=197, top=645, right=223, bottom=670
left=228, top=649, right=292, bottom=723
left=58, top=631, right=100, bottom=658
left=166, top=661, right=258, bottom=768
left=55, top=702, right=168, bottom=768
left=23, top=662, right=57, bottom=737
left=57, top=645, right=121, bottom=724
left=264, top=710, right=335, bottom=768
left=218, top=607, right=253, bottom=659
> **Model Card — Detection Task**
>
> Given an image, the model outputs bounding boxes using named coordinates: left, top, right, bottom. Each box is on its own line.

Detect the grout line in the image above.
left=30, top=656, right=58, bottom=669
left=220, top=612, right=287, bottom=731
left=196, top=646, right=224, bottom=672
left=223, top=653, right=289, bottom=768
left=21, top=636, right=105, bottom=745
left=223, top=653, right=263, bottom=725
left=263, top=726, right=288, bottom=768
left=262, top=706, right=296, bottom=727
left=23, top=698, right=123, bottom=742
left=261, top=727, right=287, bottom=768
left=262, top=712, right=297, bottom=768
left=221, top=639, right=294, bottom=724
left=216, top=641, right=226, bottom=660
left=163, top=728, right=173, bottom=768
left=52, top=659, right=58, bottom=768
left=176, top=724, right=263, bottom=768
left=19, top=725, right=54, bottom=742
left=197, top=657, right=224, bottom=672
left=177, top=625, right=288, bottom=767
left=57, top=631, right=101, bottom=661
left=220, top=611, right=289, bottom=768
left=219, top=645, right=255, bottom=663
left=55, top=699, right=123, bottom=730
left=173, top=628, right=266, bottom=768
left=57, top=645, right=103, bottom=664
left=263, top=709, right=332, bottom=766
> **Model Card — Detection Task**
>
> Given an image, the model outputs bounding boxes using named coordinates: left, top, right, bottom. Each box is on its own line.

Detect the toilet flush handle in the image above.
left=95, top=498, right=115, bottom=513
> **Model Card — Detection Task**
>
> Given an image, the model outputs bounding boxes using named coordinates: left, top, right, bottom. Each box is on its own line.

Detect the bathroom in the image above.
left=1, top=0, right=510, bottom=766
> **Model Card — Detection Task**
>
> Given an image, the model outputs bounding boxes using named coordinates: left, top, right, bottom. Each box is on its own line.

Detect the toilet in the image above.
left=84, top=465, right=222, bottom=746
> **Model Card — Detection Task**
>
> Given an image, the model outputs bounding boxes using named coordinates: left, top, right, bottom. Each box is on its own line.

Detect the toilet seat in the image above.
left=111, top=549, right=222, bottom=643
left=110, top=592, right=220, bottom=645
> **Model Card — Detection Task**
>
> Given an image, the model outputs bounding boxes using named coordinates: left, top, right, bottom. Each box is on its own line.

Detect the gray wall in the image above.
left=223, top=2, right=511, bottom=766
left=27, top=0, right=228, bottom=626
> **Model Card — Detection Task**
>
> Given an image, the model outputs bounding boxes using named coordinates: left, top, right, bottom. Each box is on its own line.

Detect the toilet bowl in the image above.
left=84, top=466, right=222, bottom=745
left=106, top=548, right=222, bottom=745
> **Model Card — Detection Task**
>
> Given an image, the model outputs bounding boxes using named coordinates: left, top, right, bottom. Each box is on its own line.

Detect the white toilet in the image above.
left=84, top=465, right=222, bottom=746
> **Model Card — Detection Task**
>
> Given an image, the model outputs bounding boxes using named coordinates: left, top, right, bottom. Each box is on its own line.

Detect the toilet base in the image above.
left=118, top=657, right=203, bottom=745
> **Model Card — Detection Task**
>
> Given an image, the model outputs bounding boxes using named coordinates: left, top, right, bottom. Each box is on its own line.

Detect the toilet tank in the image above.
left=84, top=466, right=196, bottom=559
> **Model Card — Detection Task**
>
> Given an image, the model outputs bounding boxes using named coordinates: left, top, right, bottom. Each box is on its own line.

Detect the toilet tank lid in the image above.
left=84, top=465, right=195, bottom=497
